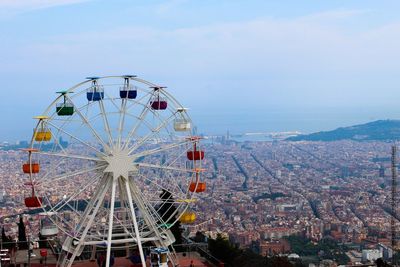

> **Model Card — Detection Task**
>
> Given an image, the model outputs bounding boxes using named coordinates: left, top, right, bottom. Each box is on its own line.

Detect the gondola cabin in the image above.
left=56, top=103, right=74, bottom=116
left=25, top=196, right=42, bottom=208
left=86, top=83, right=104, bottom=101
left=33, top=116, right=51, bottom=142
left=39, top=212, right=59, bottom=237
left=187, top=150, right=204, bottom=161
left=22, top=163, right=40, bottom=174
left=34, top=130, right=51, bottom=142
left=187, top=140, right=204, bottom=161
left=56, top=91, right=74, bottom=116
left=189, top=181, right=206, bottom=193
left=174, top=119, right=191, bottom=131
left=179, top=212, right=196, bottom=224
left=150, top=98, right=167, bottom=110
left=120, top=86, right=137, bottom=99
left=150, top=248, right=169, bottom=267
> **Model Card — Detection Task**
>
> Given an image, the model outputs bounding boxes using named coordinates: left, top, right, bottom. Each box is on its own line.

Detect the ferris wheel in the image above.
left=21, top=75, right=206, bottom=267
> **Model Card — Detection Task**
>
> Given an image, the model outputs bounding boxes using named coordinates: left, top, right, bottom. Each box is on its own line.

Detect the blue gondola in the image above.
left=87, top=90, right=104, bottom=101
left=120, top=88, right=137, bottom=99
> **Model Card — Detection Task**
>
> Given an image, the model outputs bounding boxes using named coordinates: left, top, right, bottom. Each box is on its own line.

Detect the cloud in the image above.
left=3, top=8, right=400, bottom=110
left=154, top=0, right=187, bottom=16
left=0, top=0, right=90, bottom=17
left=2, top=8, right=388, bottom=77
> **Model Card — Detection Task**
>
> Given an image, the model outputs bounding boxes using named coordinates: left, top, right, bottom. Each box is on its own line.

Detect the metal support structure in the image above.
left=105, top=177, right=117, bottom=267
left=124, top=178, right=146, bottom=267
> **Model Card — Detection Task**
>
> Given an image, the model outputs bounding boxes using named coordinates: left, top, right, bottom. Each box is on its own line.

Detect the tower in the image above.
left=391, top=145, right=398, bottom=258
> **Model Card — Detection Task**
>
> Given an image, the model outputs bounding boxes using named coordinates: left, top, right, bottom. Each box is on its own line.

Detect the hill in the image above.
left=286, top=120, right=400, bottom=141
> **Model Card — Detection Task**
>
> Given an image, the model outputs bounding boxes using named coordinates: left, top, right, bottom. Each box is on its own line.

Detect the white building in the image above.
left=362, top=249, right=382, bottom=263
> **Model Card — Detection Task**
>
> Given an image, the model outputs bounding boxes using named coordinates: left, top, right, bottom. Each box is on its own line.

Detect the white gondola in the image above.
left=150, top=248, right=169, bottom=267
left=174, top=108, right=191, bottom=131
left=173, top=119, right=191, bottom=131
left=39, top=212, right=59, bottom=237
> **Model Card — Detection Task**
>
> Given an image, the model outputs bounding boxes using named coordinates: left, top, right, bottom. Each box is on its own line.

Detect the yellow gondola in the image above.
left=33, top=116, right=52, bottom=142
left=180, top=212, right=196, bottom=224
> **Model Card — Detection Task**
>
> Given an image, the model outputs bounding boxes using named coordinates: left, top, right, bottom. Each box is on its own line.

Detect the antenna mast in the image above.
left=392, top=145, right=398, bottom=261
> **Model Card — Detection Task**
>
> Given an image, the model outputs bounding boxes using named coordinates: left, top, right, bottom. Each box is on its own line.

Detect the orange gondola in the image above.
left=22, top=163, right=40, bottom=174
left=189, top=168, right=206, bottom=193
left=21, top=148, right=40, bottom=174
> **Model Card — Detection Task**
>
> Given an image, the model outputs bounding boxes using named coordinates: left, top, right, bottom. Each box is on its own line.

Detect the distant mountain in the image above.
left=286, top=120, right=400, bottom=141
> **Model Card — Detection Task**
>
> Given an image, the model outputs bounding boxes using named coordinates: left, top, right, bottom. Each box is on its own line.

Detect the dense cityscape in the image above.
left=0, top=134, right=398, bottom=266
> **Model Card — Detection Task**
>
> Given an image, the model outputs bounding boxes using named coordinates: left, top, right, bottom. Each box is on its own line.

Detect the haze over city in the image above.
left=2, top=0, right=400, bottom=140
left=2, top=2, right=400, bottom=267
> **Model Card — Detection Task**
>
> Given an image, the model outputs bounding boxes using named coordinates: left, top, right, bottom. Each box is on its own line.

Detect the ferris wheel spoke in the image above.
left=159, top=144, right=189, bottom=168
left=65, top=95, right=111, bottom=152
left=43, top=164, right=106, bottom=184
left=65, top=178, right=111, bottom=265
left=127, top=179, right=171, bottom=241
left=33, top=151, right=104, bottom=162
left=51, top=172, right=102, bottom=218
left=137, top=163, right=193, bottom=173
left=133, top=139, right=191, bottom=158
left=122, top=108, right=150, bottom=150
left=122, top=90, right=156, bottom=150
left=47, top=121, right=107, bottom=157
left=38, top=158, right=67, bottom=183
left=117, top=98, right=128, bottom=149
left=127, top=112, right=177, bottom=155
left=114, top=90, right=154, bottom=150
left=137, top=171, right=186, bottom=198
left=117, top=179, right=137, bottom=238
left=98, top=98, right=114, bottom=148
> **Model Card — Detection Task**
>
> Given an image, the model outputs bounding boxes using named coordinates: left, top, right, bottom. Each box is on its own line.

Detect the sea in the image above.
left=190, top=106, right=400, bottom=139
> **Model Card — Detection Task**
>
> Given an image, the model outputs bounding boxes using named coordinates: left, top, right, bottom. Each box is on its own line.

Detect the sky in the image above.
left=2, top=0, right=400, bottom=140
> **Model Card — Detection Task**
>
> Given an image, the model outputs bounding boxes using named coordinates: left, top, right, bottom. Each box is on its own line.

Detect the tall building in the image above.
left=379, top=165, right=385, bottom=178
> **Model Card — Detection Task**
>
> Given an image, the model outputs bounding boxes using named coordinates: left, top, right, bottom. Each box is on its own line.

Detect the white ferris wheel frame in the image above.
left=24, top=75, right=204, bottom=267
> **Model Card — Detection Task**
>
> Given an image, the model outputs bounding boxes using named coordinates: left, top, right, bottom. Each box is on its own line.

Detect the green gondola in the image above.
left=56, top=91, right=74, bottom=116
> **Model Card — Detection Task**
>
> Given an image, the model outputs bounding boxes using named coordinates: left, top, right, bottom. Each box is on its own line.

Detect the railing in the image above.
left=0, top=237, right=225, bottom=266
left=174, top=241, right=224, bottom=267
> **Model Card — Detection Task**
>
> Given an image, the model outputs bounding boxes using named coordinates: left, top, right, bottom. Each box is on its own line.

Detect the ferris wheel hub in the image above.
left=103, top=148, right=137, bottom=178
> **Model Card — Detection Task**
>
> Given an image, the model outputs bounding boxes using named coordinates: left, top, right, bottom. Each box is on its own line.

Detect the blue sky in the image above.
left=2, top=0, right=400, bottom=140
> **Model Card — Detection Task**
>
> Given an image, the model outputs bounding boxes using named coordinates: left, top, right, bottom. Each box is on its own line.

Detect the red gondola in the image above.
left=150, top=98, right=167, bottom=110
left=150, top=87, right=167, bottom=110
left=187, top=141, right=205, bottom=161
left=25, top=196, right=42, bottom=208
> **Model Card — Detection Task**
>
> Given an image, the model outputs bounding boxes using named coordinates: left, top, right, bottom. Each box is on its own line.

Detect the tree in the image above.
left=208, top=234, right=239, bottom=266
left=266, top=256, right=294, bottom=267
left=193, top=231, right=207, bottom=243
left=1, top=227, right=14, bottom=249
left=207, top=234, right=295, bottom=267
left=17, top=216, right=28, bottom=249
left=376, top=258, right=390, bottom=267
left=158, top=189, right=183, bottom=245
left=234, top=249, right=265, bottom=267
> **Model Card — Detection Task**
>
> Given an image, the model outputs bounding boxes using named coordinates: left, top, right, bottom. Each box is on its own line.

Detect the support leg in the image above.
left=124, top=178, right=146, bottom=267
left=105, top=176, right=117, bottom=267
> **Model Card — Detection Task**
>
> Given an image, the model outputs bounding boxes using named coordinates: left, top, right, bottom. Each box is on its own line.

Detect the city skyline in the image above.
left=2, top=1, right=400, bottom=139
